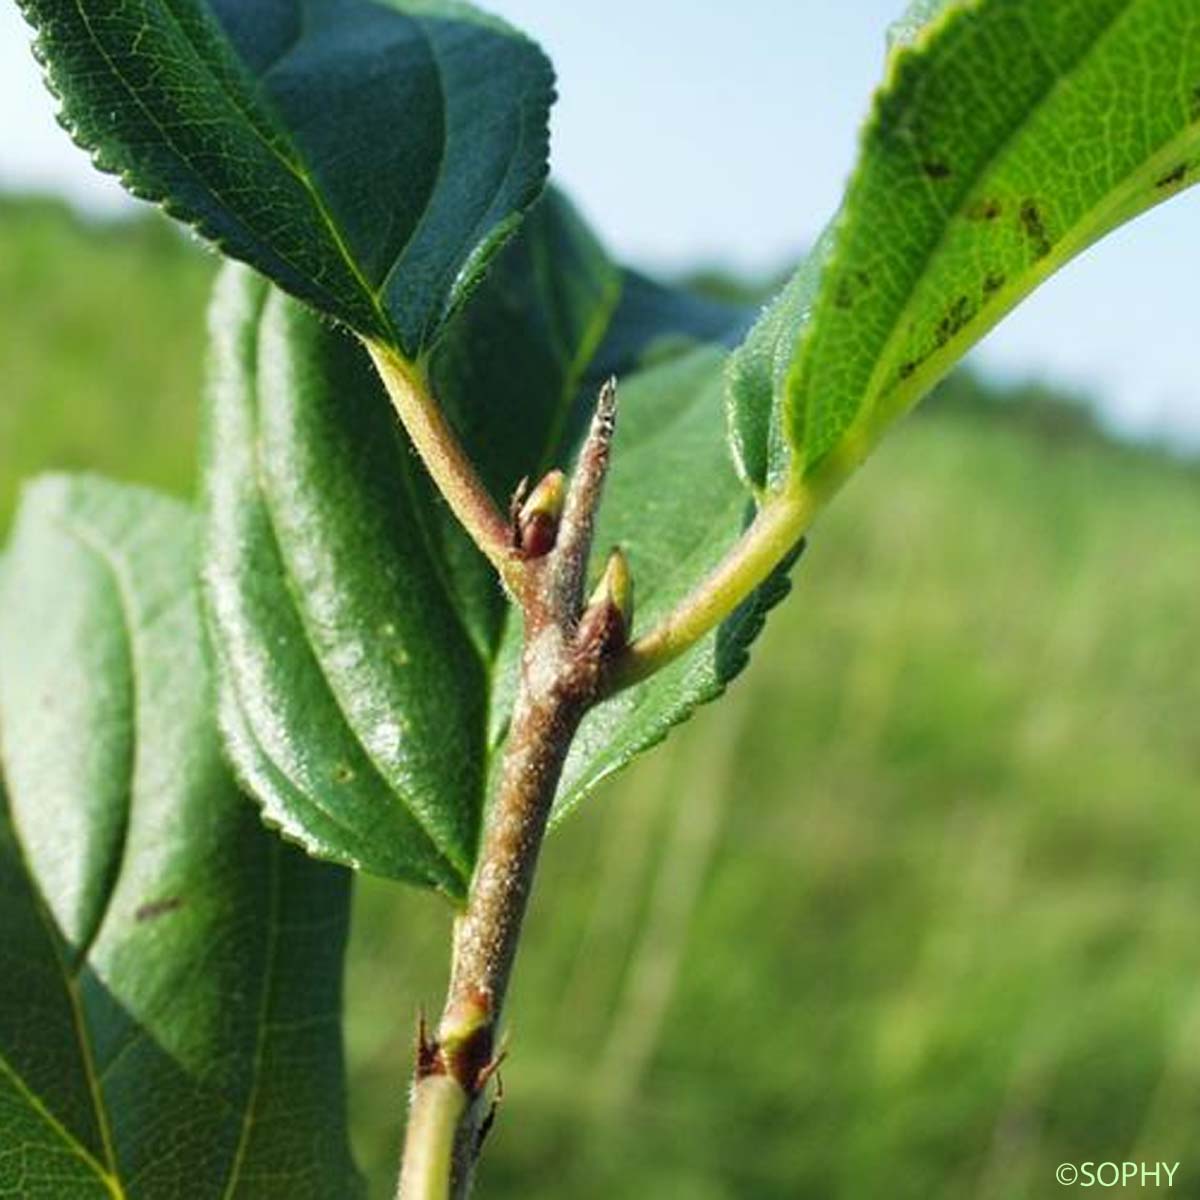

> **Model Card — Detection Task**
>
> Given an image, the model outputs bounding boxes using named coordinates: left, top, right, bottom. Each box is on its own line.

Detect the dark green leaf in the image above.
left=202, top=267, right=478, bottom=895
left=735, top=0, right=1200, bottom=489
left=18, top=0, right=554, bottom=356
left=0, top=475, right=359, bottom=1199
left=202, top=189, right=784, bottom=881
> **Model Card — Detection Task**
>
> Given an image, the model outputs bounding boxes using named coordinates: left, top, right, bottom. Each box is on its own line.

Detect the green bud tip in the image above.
left=519, top=469, right=566, bottom=526
left=589, top=547, right=634, bottom=625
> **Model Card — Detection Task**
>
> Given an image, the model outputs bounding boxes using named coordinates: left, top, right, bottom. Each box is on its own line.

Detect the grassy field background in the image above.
left=3, top=198, right=1199, bottom=1198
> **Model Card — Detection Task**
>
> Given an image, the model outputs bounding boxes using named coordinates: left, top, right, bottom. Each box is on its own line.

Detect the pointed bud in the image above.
left=517, top=469, right=565, bottom=558
left=589, top=548, right=633, bottom=624
left=578, top=548, right=634, bottom=656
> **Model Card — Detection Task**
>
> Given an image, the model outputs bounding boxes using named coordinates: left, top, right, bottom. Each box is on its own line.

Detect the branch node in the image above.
left=415, top=1008, right=441, bottom=1080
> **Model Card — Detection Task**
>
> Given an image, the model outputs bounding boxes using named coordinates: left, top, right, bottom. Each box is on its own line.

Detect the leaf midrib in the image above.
left=149, top=0, right=397, bottom=332
left=218, top=839, right=281, bottom=1200
left=3, top=797, right=125, bottom=1198
left=212, top=280, right=443, bottom=877
left=152, top=0, right=519, bottom=354
left=41, top=514, right=147, bottom=1195
left=0, top=1053, right=121, bottom=1198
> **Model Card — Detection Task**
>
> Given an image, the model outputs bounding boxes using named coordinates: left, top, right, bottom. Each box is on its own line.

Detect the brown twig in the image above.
left=396, top=379, right=629, bottom=1199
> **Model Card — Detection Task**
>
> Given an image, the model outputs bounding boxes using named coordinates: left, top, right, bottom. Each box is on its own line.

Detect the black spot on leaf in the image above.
left=921, top=160, right=952, bottom=180
left=967, top=198, right=1003, bottom=221
left=983, top=273, right=1006, bottom=297
left=834, top=269, right=873, bottom=310
left=1155, top=163, right=1187, bottom=189
left=935, top=296, right=974, bottom=347
left=1019, top=200, right=1053, bottom=259
left=898, top=349, right=933, bottom=383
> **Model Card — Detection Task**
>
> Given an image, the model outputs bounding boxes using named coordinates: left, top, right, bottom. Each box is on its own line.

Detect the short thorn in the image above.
left=474, top=1063, right=507, bottom=1156
left=596, top=376, right=618, bottom=432
left=553, top=378, right=621, bottom=613
left=476, top=1048, right=508, bottom=1093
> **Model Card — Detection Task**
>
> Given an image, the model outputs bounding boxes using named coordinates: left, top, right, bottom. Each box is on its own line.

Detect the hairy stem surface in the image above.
left=398, top=670, right=585, bottom=1198
left=396, top=383, right=625, bottom=1199
left=367, top=342, right=517, bottom=580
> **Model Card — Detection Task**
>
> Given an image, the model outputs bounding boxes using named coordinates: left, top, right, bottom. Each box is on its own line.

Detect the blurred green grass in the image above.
left=3, top=199, right=1199, bottom=1199
left=0, top=197, right=214, bottom=524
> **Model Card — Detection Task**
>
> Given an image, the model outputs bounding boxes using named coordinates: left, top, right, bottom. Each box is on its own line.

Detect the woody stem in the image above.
left=395, top=381, right=623, bottom=1200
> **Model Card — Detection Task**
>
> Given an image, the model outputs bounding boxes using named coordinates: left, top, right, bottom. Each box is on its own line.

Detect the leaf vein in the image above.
left=0, top=1055, right=120, bottom=1197
left=218, top=838, right=280, bottom=1200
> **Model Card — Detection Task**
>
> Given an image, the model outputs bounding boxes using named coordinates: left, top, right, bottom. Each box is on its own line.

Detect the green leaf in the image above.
left=734, top=0, right=1200, bottom=489
left=202, top=189, right=787, bottom=882
left=202, top=192, right=632, bottom=888
left=202, top=266, right=479, bottom=896
left=727, top=229, right=832, bottom=493
left=0, top=476, right=359, bottom=1199
left=545, top=348, right=804, bottom=823
left=18, top=0, right=554, bottom=357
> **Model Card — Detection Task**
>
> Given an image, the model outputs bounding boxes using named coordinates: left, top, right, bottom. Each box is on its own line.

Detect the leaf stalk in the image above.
left=367, top=342, right=518, bottom=584
left=612, top=474, right=825, bottom=689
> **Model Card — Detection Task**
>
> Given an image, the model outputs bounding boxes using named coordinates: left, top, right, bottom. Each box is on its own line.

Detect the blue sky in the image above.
left=2, top=1, right=1198, bottom=444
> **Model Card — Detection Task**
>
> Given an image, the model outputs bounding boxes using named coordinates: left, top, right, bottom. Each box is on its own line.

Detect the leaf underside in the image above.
left=730, top=0, right=1200, bottom=492
left=202, top=190, right=790, bottom=886
left=18, top=0, right=554, bottom=357
left=0, top=476, right=360, bottom=1198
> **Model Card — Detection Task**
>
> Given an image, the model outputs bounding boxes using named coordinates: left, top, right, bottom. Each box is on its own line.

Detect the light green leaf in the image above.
left=0, top=475, right=359, bottom=1199
left=18, top=0, right=553, bottom=356
left=735, top=0, right=1200, bottom=490
left=202, top=189, right=786, bottom=882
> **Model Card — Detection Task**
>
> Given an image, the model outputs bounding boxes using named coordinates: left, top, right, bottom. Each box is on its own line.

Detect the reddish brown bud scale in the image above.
left=519, top=511, right=558, bottom=558
left=513, top=468, right=566, bottom=558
